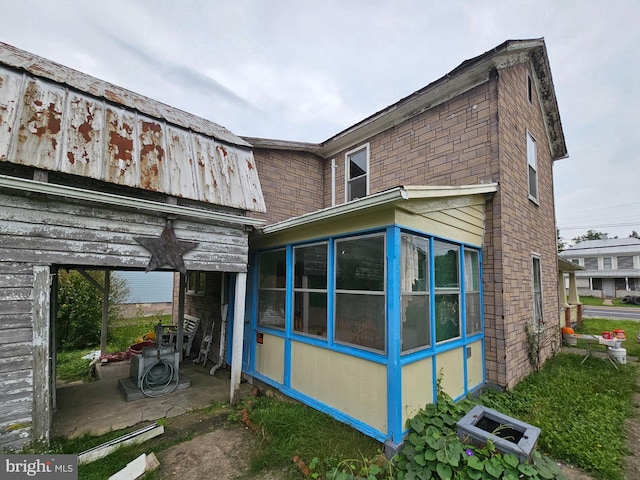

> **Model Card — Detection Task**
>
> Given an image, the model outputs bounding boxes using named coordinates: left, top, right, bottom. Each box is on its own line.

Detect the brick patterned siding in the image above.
left=494, top=63, right=559, bottom=387
left=251, top=148, right=325, bottom=224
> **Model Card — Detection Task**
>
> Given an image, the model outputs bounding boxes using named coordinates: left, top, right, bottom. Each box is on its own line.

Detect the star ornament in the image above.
left=135, top=223, right=198, bottom=275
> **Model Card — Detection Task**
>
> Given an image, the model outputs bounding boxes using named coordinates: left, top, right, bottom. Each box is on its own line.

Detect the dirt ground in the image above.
left=135, top=377, right=640, bottom=480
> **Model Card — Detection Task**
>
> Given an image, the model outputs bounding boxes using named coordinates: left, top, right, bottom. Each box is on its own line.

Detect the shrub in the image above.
left=56, top=269, right=128, bottom=351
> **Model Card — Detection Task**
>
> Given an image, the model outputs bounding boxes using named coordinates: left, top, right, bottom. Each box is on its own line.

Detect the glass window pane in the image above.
left=401, top=234, right=429, bottom=292
left=466, top=292, right=481, bottom=335
left=435, top=293, right=460, bottom=342
left=336, top=235, right=385, bottom=291
left=434, top=241, right=459, bottom=289
left=294, top=244, right=327, bottom=289
left=259, top=250, right=286, bottom=288
left=349, top=148, right=367, bottom=178
left=294, top=292, right=327, bottom=337
left=402, top=294, right=430, bottom=351
left=348, top=176, right=367, bottom=200
left=258, top=290, right=286, bottom=328
left=335, top=293, right=385, bottom=351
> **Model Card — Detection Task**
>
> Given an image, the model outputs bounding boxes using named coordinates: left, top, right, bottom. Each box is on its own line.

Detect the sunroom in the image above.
left=244, top=184, right=498, bottom=451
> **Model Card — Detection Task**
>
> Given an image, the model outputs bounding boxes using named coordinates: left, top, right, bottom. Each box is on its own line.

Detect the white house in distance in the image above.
left=559, top=236, right=640, bottom=298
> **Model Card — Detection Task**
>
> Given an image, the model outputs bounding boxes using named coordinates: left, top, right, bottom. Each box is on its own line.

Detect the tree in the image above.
left=56, top=269, right=129, bottom=351
left=557, top=228, right=567, bottom=252
left=572, top=230, right=607, bottom=244
left=630, top=230, right=639, bottom=239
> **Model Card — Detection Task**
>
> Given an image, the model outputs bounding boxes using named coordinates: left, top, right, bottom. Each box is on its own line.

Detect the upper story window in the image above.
left=618, top=256, right=634, bottom=269
left=527, top=75, right=533, bottom=103
left=527, top=132, right=538, bottom=203
left=584, top=257, right=598, bottom=270
left=345, top=143, right=369, bottom=202
left=603, top=257, right=613, bottom=270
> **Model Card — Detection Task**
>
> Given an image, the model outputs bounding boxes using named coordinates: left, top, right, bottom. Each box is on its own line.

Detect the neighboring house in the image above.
left=559, top=237, right=640, bottom=298
left=112, top=271, right=174, bottom=318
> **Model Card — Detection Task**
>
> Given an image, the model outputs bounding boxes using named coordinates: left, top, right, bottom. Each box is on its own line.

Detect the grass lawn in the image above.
left=580, top=296, right=640, bottom=308
left=575, top=318, right=640, bottom=358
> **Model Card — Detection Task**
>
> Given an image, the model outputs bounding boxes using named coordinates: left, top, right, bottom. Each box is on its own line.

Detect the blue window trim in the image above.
left=246, top=224, right=486, bottom=444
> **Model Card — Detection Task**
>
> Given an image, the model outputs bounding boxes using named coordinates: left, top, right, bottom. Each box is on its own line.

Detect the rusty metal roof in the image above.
left=0, top=42, right=266, bottom=213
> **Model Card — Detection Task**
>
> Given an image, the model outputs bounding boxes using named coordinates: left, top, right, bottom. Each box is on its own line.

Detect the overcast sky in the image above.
left=2, top=0, right=638, bottom=242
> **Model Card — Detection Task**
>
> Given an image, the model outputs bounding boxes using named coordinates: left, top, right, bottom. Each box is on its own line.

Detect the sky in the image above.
left=1, top=0, right=638, bottom=243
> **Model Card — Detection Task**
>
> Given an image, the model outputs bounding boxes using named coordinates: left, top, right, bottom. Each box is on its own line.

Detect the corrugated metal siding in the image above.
left=0, top=44, right=266, bottom=213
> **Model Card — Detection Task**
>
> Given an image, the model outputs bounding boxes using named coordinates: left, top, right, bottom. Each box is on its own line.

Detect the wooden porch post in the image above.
left=230, top=272, right=247, bottom=405
left=33, top=265, right=51, bottom=443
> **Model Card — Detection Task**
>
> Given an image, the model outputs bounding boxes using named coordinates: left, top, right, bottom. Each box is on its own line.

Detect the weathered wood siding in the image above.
left=0, top=262, right=34, bottom=450
left=0, top=190, right=251, bottom=450
left=0, top=193, right=249, bottom=272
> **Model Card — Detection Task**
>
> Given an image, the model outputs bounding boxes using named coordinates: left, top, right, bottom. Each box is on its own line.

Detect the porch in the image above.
left=52, top=361, right=252, bottom=440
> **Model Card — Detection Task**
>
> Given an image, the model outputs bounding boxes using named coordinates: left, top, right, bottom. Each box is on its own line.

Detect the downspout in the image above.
left=331, top=158, right=336, bottom=206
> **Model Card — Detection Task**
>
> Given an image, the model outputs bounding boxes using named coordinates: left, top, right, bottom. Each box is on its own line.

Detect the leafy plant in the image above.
left=393, top=381, right=566, bottom=480
left=56, top=269, right=129, bottom=351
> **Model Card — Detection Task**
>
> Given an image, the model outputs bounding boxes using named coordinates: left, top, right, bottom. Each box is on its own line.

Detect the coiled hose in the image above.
left=140, top=359, right=178, bottom=398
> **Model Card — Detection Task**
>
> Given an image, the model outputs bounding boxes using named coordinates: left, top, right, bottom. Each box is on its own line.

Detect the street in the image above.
left=583, top=306, right=640, bottom=321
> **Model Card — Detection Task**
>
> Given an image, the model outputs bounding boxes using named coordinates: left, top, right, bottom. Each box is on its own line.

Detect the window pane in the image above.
left=402, top=294, right=430, bottom=351
left=435, top=293, right=460, bottom=342
left=259, top=250, right=286, bottom=288
left=532, top=257, right=543, bottom=330
left=401, top=234, right=428, bottom=292
left=349, top=148, right=367, bottom=178
left=258, top=290, right=286, bottom=328
left=348, top=176, right=367, bottom=200
left=336, top=235, right=385, bottom=291
left=464, top=249, right=481, bottom=335
left=603, top=257, right=612, bottom=269
left=335, top=293, right=385, bottom=351
left=466, top=292, right=481, bottom=335
left=294, top=292, right=327, bottom=337
left=528, top=165, right=538, bottom=199
left=434, top=241, right=459, bottom=289
left=294, top=244, right=327, bottom=289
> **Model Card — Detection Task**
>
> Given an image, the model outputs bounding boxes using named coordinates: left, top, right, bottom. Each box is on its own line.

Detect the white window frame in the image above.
left=532, top=255, right=544, bottom=332
left=345, top=143, right=370, bottom=202
left=527, top=131, right=538, bottom=204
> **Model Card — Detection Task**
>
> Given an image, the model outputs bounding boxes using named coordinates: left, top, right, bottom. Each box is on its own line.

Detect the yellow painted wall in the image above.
left=290, top=342, right=387, bottom=433
left=466, top=341, right=484, bottom=391
left=255, top=333, right=284, bottom=383
left=436, top=348, right=465, bottom=399
left=401, top=357, right=433, bottom=426
left=395, top=200, right=485, bottom=246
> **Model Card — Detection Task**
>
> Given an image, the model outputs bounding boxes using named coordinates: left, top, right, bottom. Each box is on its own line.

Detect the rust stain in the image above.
left=50, top=138, right=57, bottom=150
left=104, top=89, right=124, bottom=104
left=34, top=100, right=43, bottom=107
left=77, top=104, right=95, bottom=143
left=108, top=131, right=134, bottom=162
left=142, top=121, right=162, bottom=134
left=47, top=103, right=61, bottom=134
left=246, top=159, right=254, bottom=170
left=217, top=145, right=227, bottom=156
left=67, top=152, right=75, bottom=164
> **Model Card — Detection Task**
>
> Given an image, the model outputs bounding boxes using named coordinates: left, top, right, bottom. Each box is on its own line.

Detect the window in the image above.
left=258, top=249, right=286, bottom=329
left=434, top=241, right=460, bottom=343
left=584, top=257, right=598, bottom=270
left=401, top=234, right=430, bottom=352
left=618, top=256, right=634, bottom=269
left=532, top=256, right=543, bottom=331
left=527, top=132, right=538, bottom=202
left=603, top=257, right=613, bottom=270
left=294, top=243, right=328, bottom=337
left=186, top=271, right=206, bottom=294
left=345, top=144, right=369, bottom=202
left=464, top=249, right=481, bottom=336
left=527, top=75, right=533, bottom=103
left=334, top=234, right=385, bottom=352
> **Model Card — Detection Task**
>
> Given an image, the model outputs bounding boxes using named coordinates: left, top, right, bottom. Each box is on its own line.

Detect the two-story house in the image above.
left=232, top=38, right=567, bottom=451
left=0, top=38, right=567, bottom=452
left=560, top=236, right=640, bottom=298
